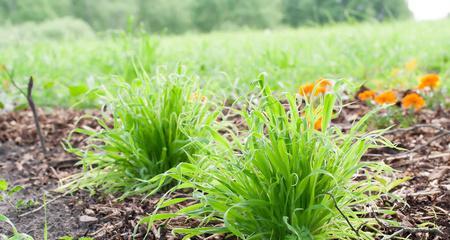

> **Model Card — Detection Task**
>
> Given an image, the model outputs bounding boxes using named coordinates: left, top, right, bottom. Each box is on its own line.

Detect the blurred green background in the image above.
left=0, top=0, right=410, bottom=34
left=0, top=0, right=448, bottom=109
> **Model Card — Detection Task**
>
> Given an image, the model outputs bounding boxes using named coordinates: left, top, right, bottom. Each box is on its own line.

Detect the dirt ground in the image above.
left=0, top=104, right=449, bottom=240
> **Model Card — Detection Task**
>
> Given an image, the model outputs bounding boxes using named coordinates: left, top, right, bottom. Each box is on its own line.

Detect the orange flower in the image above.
left=314, top=117, right=322, bottom=130
left=405, top=59, right=417, bottom=72
left=374, top=91, right=397, bottom=105
left=418, top=74, right=440, bottom=90
left=299, top=80, right=331, bottom=97
left=402, top=93, right=425, bottom=111
left=316, top=79, right=333, bottom=94
left=315, top=86, right=327, bottom=95
left=299, top=83, right=315, bottom=96
left=358, top=90, right=376, bottom=101
left=316, top=79, right=332, bottom=87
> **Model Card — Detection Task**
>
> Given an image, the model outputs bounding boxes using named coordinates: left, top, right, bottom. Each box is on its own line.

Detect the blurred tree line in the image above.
left=0, top=0, right=410, bottom=33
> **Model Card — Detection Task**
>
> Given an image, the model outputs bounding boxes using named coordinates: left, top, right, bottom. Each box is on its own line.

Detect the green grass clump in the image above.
left=143, top=77, right=399, bottom=239
left=64, top=72, right=218, bottom=197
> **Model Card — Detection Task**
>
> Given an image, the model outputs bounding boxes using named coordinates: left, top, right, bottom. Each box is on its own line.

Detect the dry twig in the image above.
left=366, top=132, right=449, bottom=162
left=6, top=69, right=47, bottom=154
left=25, top=77, right=48, bottom=155
left=383, top=124, right=449, bottom=135
left=392, top=152, right=450, bottom=167
left=381, top=227, right=444, bottom=240
left=323, top=192, right=360, bottom=237
left=18, top=194, right=64, bottom=217
left=371, top=208, right=444, bottom=240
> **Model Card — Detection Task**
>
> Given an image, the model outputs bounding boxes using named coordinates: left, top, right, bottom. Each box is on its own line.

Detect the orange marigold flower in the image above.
left=316, top=79, right=333, bottom=95
left=402, top=93, right=425, bottom=111
left=299, top=81, right=330, bottom=97
left=358, top=90, right=376, bottom=101
left=299, top=83, right=315, bottom=96
left=374, top=91, right=397, bottom=105
left=315, top=86, right=327, bottom=95
left=316, top=78, right=332, bottom=87
left=405, top=59, right=417, bottom=72
left=418, top=74, right=440, bottom=90
left=314, top=117, right=322, bottom=130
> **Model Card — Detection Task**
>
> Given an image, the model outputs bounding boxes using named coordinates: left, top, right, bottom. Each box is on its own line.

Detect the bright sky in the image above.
left=408, top=0, right=450, bottom=20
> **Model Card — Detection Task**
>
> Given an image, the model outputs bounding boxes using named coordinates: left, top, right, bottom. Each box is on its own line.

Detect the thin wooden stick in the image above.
left=18, top=194, right=64, bottom=217
left=381, top=227, right=444, bottom=240
left=383, top=124, right=449, bottom=135
left=323, top=192, right=360, bottom=237
left=25, top=76, right=47, bottom=154
left=406, top=132, right=449, bottom=154
left=371, top=208, right=444, bottom=239
left=6, top=69, right=47, bottom=154
left=365, top=133, right=449, bottom=162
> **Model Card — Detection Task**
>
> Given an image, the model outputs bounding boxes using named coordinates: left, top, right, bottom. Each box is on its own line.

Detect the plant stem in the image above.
left=324, top=192, right=360, bottom=237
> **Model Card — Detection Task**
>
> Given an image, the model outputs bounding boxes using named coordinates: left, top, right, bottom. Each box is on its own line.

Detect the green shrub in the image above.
left=64, top=71, right=219, bottom=197
left=0, top=17, right=94, bottom=46
left=143, top=76, right=400, bottom=239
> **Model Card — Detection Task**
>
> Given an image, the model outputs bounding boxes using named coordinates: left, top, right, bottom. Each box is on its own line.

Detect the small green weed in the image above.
left=0, top=180, right=35, bottom=211
left=0, top=180, right=33, bottom=240
left=0, top=214, right=33, bottom=240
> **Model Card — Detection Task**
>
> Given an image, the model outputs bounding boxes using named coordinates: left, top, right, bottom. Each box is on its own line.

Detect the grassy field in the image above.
left=1, top=20, right=449, bottom=108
